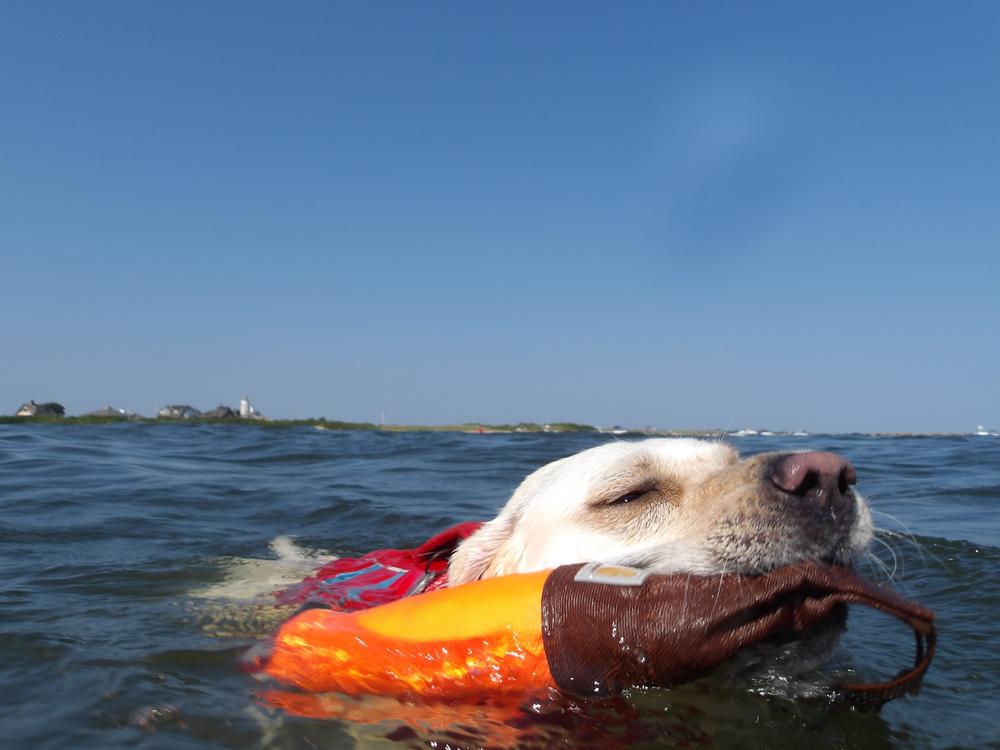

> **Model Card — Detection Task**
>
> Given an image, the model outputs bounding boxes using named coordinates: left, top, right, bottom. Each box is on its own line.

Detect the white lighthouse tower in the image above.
left=239, top=395, right=251, bottom=419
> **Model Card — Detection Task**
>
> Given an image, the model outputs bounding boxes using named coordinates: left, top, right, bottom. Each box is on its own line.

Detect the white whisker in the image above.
left=709, top=567, right=728, bottom=620
left=862, top=548, right=893, bottom=583
left=870, top=507, right=926, bottom=562
left=870, top=532, right=901, bottom=580
left=682, top=572, right=692, bottom=620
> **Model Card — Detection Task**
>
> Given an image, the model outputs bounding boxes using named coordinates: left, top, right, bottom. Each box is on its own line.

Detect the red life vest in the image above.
left=273, top=522, right=482, bottom=611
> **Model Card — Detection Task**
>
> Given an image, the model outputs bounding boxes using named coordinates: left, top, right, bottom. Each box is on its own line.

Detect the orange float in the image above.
left=263, top=560, right=936, bottom=709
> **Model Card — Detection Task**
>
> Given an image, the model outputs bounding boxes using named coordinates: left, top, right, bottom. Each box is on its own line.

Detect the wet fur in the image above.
left=449, top=438, right=873, bottom=583
left=448, top=438, right=874, bottom=685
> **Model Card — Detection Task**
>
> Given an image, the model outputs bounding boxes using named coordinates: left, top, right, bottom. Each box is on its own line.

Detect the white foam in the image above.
left=190, top=536, right=336, bottom=602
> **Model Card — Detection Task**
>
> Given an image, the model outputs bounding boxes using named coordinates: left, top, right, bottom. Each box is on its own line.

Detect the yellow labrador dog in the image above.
left=449, top=438, right=872, bottom=584
left=449, top=438, right=873, bottom=688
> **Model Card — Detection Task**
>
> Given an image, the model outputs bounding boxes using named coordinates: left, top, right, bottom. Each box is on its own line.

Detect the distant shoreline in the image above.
left=0, top=415, right=986, bottom=438
left=0, top=415, right=604, bottom=434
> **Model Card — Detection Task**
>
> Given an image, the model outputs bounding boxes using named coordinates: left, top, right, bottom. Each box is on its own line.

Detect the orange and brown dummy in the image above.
left=263, top=560, right=935, bottom=709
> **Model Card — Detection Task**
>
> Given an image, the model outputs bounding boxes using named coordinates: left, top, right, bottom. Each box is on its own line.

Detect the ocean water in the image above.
left=1, top=425, right=997, bottom=750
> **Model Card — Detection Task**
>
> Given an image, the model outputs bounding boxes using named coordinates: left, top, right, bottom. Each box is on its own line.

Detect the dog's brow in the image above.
left=602, top=462, right=648, bottom=487
left=600, top=457, right=652, bottom=483
left=632, top=458, right=652, bottom=474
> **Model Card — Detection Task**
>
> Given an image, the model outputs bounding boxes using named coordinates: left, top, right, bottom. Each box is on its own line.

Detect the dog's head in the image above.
left=449, top=438, right=873, bottom=585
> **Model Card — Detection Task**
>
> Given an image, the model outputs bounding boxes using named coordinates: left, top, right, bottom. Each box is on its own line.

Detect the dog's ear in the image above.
left=448, top=513, right=518, bottom=586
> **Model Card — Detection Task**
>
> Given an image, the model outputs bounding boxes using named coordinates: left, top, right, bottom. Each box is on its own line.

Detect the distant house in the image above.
left=238, top=395, right=265, bottom=420
left=16, top=400, right=65, bottom=417
left=157, top=405, right=201, bottom=419
left=240, top=396, right=250, bottom=418
left=202, top=405, right=238, bottom=419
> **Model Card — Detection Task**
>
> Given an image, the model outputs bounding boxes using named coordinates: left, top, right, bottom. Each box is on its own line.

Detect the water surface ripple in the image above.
left=1, top=425, right=997, bottom=749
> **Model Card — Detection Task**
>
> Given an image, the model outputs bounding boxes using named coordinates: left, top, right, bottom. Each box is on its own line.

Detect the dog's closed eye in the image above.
left=610, top=489, right=649, bottom=505
left=597, top=480, right=680, bottom=508
left=590, top=477, right=682, bottom=512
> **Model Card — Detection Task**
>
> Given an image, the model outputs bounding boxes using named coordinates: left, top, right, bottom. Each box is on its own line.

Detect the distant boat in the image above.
left=598, top=426, right=630, bottom=435
left=974, top=425, right=997, bottom=436
left=732, top=428, right=759, bottom=437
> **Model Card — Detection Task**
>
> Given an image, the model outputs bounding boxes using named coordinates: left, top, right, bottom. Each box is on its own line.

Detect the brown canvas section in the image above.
left=540, top=561, right=935, bottom=709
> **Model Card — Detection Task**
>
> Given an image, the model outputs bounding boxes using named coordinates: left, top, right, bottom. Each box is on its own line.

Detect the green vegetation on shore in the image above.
left=0, top=415, right=601, bottom=433
left=379, top=421, right=597, bottom=433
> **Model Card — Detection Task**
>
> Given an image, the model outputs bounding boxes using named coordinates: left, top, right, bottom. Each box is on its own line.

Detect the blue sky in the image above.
left=2, top=2, right=998, bottom=432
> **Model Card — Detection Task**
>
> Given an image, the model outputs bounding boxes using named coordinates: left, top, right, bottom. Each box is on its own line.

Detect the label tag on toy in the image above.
left=573, top=562, right=650, bottom=586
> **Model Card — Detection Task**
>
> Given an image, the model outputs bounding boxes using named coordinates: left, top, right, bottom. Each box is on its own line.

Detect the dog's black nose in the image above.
left=770, top=452, right=857, bottom=512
